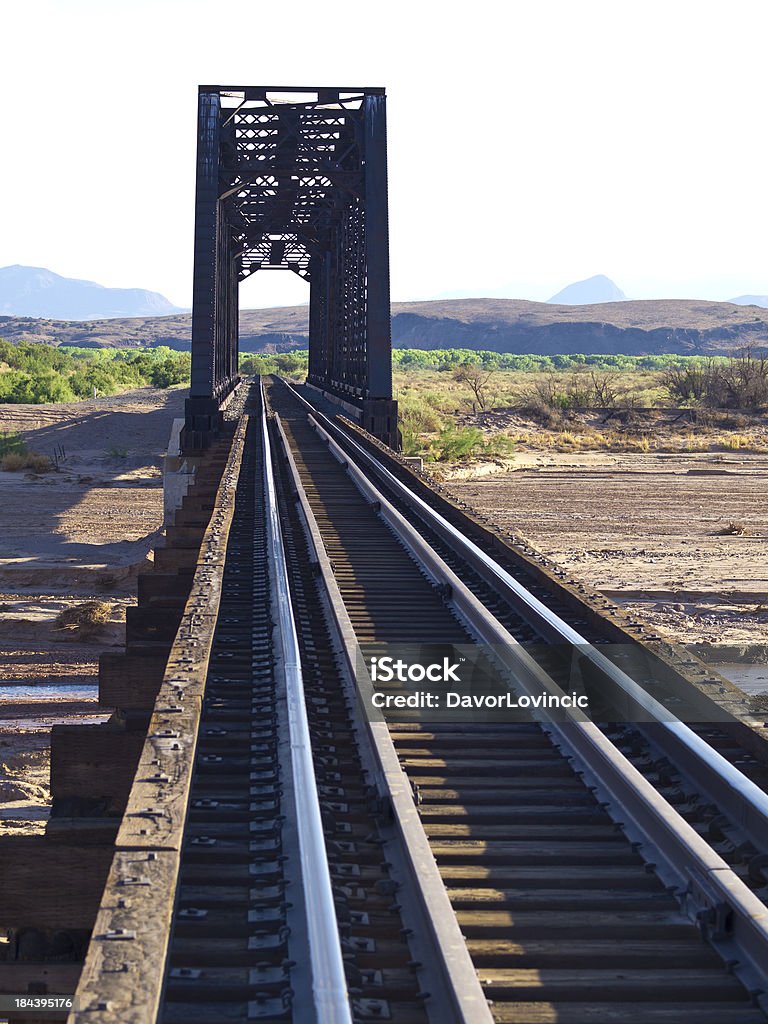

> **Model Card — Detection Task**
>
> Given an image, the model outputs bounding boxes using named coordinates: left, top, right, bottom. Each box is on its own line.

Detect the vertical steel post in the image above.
left=363, top=94, right=392, bottom=401
left=361, top=93, right=398, bottom=446
left=190, top=90, right=220, bottom=401
left=184, top=90, right=223, bottom=447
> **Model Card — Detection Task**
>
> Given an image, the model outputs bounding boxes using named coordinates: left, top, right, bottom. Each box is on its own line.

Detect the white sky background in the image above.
left=1, top=0, right=765, bottom=308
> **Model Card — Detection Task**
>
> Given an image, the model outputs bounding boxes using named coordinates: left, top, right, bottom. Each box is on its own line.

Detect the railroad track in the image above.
left=67, top=376, right=768, bottom=1024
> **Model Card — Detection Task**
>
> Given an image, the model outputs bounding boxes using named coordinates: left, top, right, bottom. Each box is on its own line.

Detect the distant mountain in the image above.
left=728, top=295, right=768, bottom=309
left=2, top=297, right=767, bottom=358
left=0, top=265, right=185, bottom=320
left=548, top=275, right=626, bottom=305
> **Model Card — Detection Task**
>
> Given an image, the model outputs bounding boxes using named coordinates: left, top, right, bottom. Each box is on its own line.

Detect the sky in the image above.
left=1, top=0, right=766, bottom=309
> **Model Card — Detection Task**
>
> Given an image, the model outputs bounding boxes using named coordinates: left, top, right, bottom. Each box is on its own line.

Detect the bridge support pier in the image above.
left=362, top=398, right=400, bottom=450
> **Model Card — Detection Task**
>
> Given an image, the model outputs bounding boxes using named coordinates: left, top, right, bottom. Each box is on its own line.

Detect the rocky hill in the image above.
left=1, top=297, right=767, bottom=356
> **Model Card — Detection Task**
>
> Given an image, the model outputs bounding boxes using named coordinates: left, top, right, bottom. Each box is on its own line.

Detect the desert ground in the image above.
left=0, top=387, right=183, bottom=835
left=1, top=384, right=766, bottom=836
left=446, top=447, right=768, bottom=690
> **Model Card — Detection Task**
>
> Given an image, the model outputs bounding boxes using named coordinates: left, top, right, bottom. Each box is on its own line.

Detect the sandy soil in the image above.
left=0, top=387, right=183, bottom=834
left=447, top=449, right=768, bottom=671
left=2, top=386, right=766, bottom=829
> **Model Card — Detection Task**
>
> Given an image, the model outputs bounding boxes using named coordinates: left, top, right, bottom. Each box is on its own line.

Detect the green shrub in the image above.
left=433, top=426, right=484, bottom=461
left=0, top=341, right=191, bottom=404
left=0, top=431, right=26, bottom=458
left=240, top=352, right=308, bottom=378
left=399, top=427, right=424, bottom=457
left=483, top=433, right=517, bottom=457
left=398, top=395, right=444, bottom=433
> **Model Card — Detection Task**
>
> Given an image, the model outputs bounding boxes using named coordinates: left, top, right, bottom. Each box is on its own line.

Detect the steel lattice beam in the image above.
left=183, top=85, right=398, bottom=449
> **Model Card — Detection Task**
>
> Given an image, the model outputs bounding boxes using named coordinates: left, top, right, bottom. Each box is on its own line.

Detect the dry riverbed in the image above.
left=446, top=448, right=768, bottom=690
left=0, top=387, right=183, bottom=834
left=2, top=387, right=767, bottom=832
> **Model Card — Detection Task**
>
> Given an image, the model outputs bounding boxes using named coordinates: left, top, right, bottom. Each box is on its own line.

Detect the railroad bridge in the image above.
left=2, top=87, right=768, bottom=1024
left=183, top=85, right=398, bottom=451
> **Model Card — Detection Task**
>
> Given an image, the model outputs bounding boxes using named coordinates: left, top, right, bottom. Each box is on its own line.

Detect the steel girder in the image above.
left=183, top=85, right=398, bottom=449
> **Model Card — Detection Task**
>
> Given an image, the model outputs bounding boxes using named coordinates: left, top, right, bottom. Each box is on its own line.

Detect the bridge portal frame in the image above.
left=183, top=85, right=398, bottom=450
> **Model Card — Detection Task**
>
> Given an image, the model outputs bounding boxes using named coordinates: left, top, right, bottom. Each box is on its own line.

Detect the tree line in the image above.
left=0, top=341, right=191, bottom=403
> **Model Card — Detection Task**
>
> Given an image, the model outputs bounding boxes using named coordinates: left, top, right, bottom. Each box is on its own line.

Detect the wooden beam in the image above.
left=164, top=525, right=205, bottom=549
left=136, top=575, right=191, bottom=607
left=0, top=840, right=111, bottom=930
left=99, top=653, right=167, bottom=710
left=125, top=607, right=183, bottom=644
left=0, top=962, right=82, bottom=995
left=50, top=727, right=145, bottom=814
left=44, top=818, right=120, bottom=846
left=153, top=547, right=199, bottom=572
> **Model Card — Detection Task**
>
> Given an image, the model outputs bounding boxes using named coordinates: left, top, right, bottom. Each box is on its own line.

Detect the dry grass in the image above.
left=0, top=451, right=53, bottom=472
left=505, top=426, right=768, bottom=454
left=54, top=601, right=112, bottom=637
left=394, top=368, right=768, bottom=462
left=718, top=521, right=749, bottom=536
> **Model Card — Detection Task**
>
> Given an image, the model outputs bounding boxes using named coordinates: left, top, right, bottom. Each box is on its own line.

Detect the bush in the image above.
left=516, top=371, right=620, bottom=413
left=483, top=433, right=517, bottom=457
left=662, top=349, right=768, bottom=409
left=398, top=395, right=444, bottom=434
left=1, top=452, right=26, bottom=471
left=240, top=352, right=308, bottom=378
left=25, top=453, right=53, bottom=473
left=149, top=354, right=190, bottom=388
left=104, top=445, right=128, bottom=459
left=0, top=450, right=52, bottom=472
left=453, top=363, right=495, bottom=411
left=718, top=521, right=748, bottom=536
left=433, top=426, right=484, bottom=461
left=54, top=601, right=112, bottom=637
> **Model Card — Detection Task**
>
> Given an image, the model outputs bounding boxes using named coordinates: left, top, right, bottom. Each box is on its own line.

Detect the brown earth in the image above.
left=2, top=385, right=768, bottom=833
left=0, top=387, right=183, bottom=834
left=447, top=450, right=768, bottom=691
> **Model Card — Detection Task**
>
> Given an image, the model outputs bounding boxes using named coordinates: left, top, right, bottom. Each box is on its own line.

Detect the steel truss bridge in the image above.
left=183, top=84, right=398, bottom=450
left=3, top=84, right=768, bottom=1024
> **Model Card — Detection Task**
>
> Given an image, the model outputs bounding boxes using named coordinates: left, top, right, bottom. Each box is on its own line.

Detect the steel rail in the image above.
left=282, top=388, right=768, bottom=1006
left=271, top=410, right=495, bottom=1024
left=71, top=396, right=353, bottom=1024
left=280, top=378, right=768, bottom=852
left=260, top=382, right=353, bottom=1024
